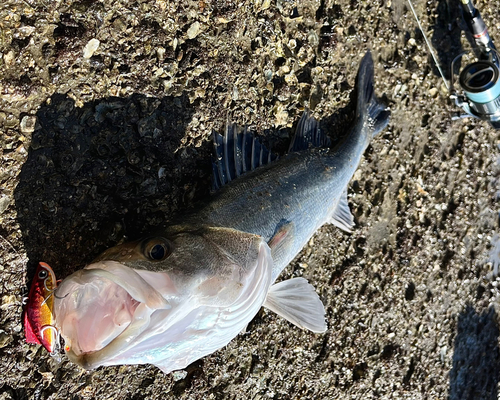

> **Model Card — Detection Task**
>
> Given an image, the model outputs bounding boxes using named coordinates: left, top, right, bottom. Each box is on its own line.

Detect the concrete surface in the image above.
left=1, top=0, right=500, bottom=398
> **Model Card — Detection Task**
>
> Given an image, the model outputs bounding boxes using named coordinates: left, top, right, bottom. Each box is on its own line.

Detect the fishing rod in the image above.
left=408, top=0, right=500, bottom=128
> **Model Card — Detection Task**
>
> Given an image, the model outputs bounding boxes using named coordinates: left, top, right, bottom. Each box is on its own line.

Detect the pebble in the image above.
left=264, top=69, right=273, bottom=82
left=440, top=346, right=447, bottom=363
left=187, top=22, right=201, bottom=39
left=275, top=106, right=289, bottom=127
left=0, top=330, right=11, bottom=348
left=394, top=84, right=401, bottom=96
left=16, top=26, right=36, bottom=39
left=83, top=38, right=100, bottom=59
left=20, top=115, right=36, bottom=133
left=4, top=50, right=15, bottom=66
left=1, top=295, right=17, bottom=308
left=284, top=73, right=298, bottom=85
left=172, top=370, right=188, bottom=381
left=0, top=194, right=10, bottom=214
left=157, top=47, right=166, bottom=61
left=308, top=30, right=319, bottom=46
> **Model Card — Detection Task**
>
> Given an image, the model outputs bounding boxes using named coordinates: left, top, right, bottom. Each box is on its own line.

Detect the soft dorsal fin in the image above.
left=212, top=123, right=277, bottom=191
left=288, top=109, right=331, bottom=152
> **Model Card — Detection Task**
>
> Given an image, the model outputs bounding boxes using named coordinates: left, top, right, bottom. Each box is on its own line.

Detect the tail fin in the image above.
left=356, top=51, right=390, bottom=136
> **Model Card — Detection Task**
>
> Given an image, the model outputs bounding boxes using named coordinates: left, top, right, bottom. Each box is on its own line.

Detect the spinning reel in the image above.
left=410, top=0, right=500, bottom=128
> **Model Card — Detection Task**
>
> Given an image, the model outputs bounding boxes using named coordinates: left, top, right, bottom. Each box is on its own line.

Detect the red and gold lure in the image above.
left=24, top=262, right=59, bottom=353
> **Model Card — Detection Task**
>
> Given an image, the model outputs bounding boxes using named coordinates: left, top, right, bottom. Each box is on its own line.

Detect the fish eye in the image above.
left=143, top=238, right=171, bottom=261
left=38, top=269, right=48, bottom=279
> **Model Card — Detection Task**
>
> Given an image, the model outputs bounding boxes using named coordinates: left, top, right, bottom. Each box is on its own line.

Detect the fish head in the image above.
left=24, top=262, right=59, bottom=353
left=53, top=226, right=273, bottom=372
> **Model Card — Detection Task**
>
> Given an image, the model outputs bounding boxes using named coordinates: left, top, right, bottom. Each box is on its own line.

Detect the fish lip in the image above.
left=68, top=350, right=93, bottom=370
left=63, top=342, right=111, bottom=370
left=55, top=262, right=171, bottom=310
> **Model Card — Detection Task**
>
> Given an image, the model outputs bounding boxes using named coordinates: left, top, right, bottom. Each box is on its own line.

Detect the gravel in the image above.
left=1, top=0, right=500, bottom=398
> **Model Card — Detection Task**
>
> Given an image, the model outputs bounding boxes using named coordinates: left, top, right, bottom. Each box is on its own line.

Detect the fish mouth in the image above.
left=53, top=233, right=274, bottom=373
left=53, top=261, right=173, bottom=370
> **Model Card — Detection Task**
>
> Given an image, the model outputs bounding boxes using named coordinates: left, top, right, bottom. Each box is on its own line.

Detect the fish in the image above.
left=52, top=51, right=390, bottom=373
left=24, top=262, right=59, bottom=354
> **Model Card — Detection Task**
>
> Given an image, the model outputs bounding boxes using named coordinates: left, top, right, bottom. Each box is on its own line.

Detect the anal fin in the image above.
left=328, top=190, right=354, bottom=232
left=263, top=277, right=326, bottom=333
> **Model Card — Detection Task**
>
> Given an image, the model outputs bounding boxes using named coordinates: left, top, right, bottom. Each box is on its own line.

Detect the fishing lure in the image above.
left=24, top=262, right=59, bottom=354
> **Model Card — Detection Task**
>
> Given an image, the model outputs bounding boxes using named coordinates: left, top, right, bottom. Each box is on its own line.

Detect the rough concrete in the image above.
left=1, top=0, right=500, bottom=398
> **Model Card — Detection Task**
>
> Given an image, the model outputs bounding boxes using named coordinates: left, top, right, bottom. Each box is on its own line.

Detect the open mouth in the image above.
left=53, top=261, right=172, bottom=369
left=52, top=237, right=274, bottom=373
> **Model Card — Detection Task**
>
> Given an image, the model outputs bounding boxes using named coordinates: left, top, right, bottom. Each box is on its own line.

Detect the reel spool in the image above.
left=452, top=54, right=500, bottom=128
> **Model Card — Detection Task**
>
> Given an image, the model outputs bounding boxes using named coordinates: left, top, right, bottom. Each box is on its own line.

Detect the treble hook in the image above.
left=39, top=324, right=61, bottom=354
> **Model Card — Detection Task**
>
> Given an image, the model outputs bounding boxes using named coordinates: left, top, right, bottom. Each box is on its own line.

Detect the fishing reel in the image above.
left=449, top=0, right=500, bottom=128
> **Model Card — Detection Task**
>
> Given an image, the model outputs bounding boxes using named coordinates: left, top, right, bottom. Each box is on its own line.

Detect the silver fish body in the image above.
left=187, top=50, right=388, bottom=281
left=53, top=51, right=389, bottom=373
left=198, top=131, right=372, bottom=281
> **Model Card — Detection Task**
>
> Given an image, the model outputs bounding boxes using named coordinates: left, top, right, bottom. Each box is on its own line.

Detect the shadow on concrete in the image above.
left=14, top=93, right=208, bottom=279
left=430, top=0, right=464, bottom=80
left=14, top=85, right=367, bottom=283
left=449, top=305, right=500, bottom=400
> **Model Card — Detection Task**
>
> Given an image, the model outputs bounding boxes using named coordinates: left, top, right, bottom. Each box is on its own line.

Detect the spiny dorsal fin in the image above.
left=288, top=109, right=331, bottom=152
left=212, top=123, right=277, bottom=191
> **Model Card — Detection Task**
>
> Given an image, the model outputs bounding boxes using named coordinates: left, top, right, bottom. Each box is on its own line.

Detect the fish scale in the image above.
left=196, top=149, right=351, bottom=279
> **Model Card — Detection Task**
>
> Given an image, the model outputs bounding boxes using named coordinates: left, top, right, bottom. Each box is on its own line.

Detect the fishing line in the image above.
left=407, top=0, right=450, bottom=90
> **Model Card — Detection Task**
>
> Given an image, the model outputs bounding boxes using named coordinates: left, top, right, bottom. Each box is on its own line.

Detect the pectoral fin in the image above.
left=263, top=277, right=326, bottom=333
left=268, top=222, right=295, bottom=261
